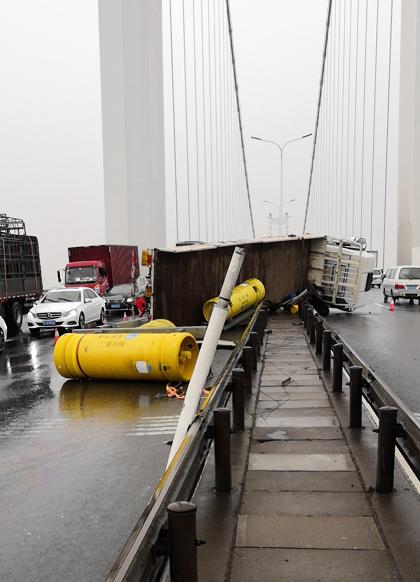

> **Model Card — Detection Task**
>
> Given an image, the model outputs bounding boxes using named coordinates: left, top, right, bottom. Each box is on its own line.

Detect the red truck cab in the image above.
left=64, top=260, right=109, bottom=295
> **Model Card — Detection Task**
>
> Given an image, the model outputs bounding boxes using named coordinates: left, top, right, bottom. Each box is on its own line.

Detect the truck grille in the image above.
left=37, top=312, right=62, bottom=319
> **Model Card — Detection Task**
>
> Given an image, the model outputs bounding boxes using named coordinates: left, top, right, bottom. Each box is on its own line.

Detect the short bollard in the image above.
left=256, top=315, right=264, bottom=346
left=232, top=368, right=245, bottom=431
left=241, top=346, right=253, bottom=393
left=214, top=407, right=231, bottom=492
left=332, top=343, right=343, bottom=392
left=322, top=330, right=332, bottom=371
left=349, top=366, right=363, bottom=428
left=376, top=406, right=398, bottom=494
left=315, top=320, right=323, bottom=355
left=309, top=311, right=316, bottom=345
left=167, top=501, right=198, bottom=582
left=248, top=331, right=259, bottom=367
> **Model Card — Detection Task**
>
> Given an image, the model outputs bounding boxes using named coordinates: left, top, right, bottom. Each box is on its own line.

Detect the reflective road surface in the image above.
left=0, top=331, right=185, bottom=581
left=327, top=288, right=420, bottom=417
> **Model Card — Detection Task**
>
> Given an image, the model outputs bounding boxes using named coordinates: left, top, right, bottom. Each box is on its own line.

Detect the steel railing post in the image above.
left=349, top=366, right=363, bottom=428
left=232, top=368, right=245, bottom=431
left=309, top=310, right=316, bottom=345
left=315, top=319, right=323, bottom=355
left=376, top=406, right=398, bottom=494
left=332, top=343, right=343, bottom=392
left=241, top=346, right=253, bottom=393
left=303, top=304, right=309, bottom=329
left=214, top=407, right=232, bottom=492
left=322, top=330, right=332, bottom=371
left=167, top=501, right=198, bottom=582
left=248, top=331, right=259, bottom=369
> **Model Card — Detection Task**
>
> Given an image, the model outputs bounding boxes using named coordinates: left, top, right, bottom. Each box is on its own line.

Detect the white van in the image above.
left=382, top=266, right=420, bottom=304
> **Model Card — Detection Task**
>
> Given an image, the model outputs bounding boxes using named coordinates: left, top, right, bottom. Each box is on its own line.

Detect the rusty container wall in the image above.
left=152, top=237, right=322, bottom=325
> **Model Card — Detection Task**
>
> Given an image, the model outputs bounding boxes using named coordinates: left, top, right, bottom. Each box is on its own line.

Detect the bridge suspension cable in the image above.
left=304, top=0, right=397, bottom=268
left=164, top=0, right=255, bottom=244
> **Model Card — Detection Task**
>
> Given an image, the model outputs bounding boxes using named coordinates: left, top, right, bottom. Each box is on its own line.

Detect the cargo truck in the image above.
left=0, top=214, right=43, bottom=330
left=59, top=245, right=139, bottom=295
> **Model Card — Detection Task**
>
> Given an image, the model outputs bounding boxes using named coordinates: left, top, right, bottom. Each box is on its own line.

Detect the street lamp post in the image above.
left=251, top=133, right=312, bottom=235
left=263, top=198, right=295, bottom=236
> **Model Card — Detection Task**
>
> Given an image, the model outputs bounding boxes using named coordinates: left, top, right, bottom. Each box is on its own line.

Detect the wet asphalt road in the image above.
left=327, top=288, right=420, bottom=416
left=0, top=324, right=232, bottom=582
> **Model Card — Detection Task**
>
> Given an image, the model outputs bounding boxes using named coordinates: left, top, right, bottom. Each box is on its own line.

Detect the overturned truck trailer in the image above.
left=146, top=236, right=321, bottom=325
left=143, top=235, right=375, bottom=323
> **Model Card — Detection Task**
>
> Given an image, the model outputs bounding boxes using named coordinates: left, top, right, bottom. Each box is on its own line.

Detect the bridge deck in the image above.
left=196, top=314, right=420, bottom=581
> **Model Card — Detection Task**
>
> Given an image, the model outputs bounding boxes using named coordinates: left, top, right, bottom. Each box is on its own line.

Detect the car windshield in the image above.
left=42, top=290, right=81, bottom=303
left=399, top=267, right=420, bottom=280
left=65, top=266, right=96, bottom=283
left=108, top=284, right=132, bottom=295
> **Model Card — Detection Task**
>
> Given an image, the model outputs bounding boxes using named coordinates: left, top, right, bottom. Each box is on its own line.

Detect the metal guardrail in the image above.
left=106, top=304, right=265, bottom=582
left=304, top=304, right=420, bottom=480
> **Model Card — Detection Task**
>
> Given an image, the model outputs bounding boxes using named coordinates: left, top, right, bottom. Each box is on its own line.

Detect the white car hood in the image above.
left=34, top=302, right=81, bottom=314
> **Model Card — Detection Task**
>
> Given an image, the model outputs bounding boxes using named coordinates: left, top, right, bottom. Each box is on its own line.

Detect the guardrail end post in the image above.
left=376, top=406, right=398, bottom=494
left=232, top=368, right=245, bottom=431
left=241, top=346, right=253, bottom=393
left=322, top=330, right=332, bottom=371
left=167, top=501, right=198, bottom=582
left=349, top=366, right=363, bottom=428
left=332, top=343, right=343, bottom=392
left=214, top=407, right=232, bottom=492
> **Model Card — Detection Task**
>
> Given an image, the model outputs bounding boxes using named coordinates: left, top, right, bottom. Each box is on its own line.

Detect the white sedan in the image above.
left=27, top=287, right=106, bottom=337
left=0, top=315, right=7, bottom=352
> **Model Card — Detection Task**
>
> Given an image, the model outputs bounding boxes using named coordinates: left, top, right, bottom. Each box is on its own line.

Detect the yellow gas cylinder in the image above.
left=290, top=303, right=299, bottom=315
left=54, top=331, right=198, bottom=382
left=139, top=319, right=175, bottom=329
left=203, top=278, right=265, bottom=322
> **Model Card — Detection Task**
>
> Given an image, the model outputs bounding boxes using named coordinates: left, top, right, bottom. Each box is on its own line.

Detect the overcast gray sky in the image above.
left=0, top=1, right=397, bottom=286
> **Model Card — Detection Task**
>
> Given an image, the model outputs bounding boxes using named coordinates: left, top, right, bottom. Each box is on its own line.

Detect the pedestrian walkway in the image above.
left=228, top=316, right=400, bottom=581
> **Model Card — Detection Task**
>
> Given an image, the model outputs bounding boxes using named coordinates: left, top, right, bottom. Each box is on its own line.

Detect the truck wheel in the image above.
left=96, top=309, right=105, bottom=326
left=7, top=301, right=23, bottom=330
left=29, top=328, right=40, bottom=338
left=79, top=313, right=85, bottom=329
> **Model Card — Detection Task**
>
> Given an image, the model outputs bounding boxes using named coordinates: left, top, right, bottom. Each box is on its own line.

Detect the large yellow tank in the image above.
left=139, top=319, right=175, bottom=329
left=54, top=331, right=198, bottom=382
left=203, top=278, right=265, bottom=322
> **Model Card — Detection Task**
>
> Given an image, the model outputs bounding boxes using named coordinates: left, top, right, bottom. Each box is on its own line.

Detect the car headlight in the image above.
left=28, top=309, right=35, bottom=317
left=127, top=297, right=133, bottom=303
left=63, top=308, right=77, bottom=318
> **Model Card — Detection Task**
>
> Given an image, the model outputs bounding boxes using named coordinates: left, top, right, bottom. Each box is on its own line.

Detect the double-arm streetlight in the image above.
left=251, top=133, right=312, bottom=235
left=263, top=198, right=295, bottom=236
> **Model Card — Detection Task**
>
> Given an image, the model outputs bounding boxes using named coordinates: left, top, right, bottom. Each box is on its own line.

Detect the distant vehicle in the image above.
left=0, top=315, right=7, bottom=353
left=383, top=266, right=420, bottom=304
left=371, top=268, right=384, bottom=288
left=104, top=284, right=139, bottom=315
left=27, top=287, right=106, bottom=337
left=58, top=245, right=139, bottom=296
left=0, top=214, right=43, bottom=330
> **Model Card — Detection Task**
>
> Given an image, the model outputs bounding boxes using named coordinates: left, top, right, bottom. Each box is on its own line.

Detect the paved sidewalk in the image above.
left=228, top=316, right=400, bottom=581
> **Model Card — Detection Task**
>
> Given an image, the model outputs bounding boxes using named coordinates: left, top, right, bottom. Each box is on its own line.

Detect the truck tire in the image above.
left=7, top=301, right=23, bottom=330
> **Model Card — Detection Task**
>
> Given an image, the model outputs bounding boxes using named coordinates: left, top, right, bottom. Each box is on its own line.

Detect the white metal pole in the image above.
left=167, top=246, right=246, bottom=467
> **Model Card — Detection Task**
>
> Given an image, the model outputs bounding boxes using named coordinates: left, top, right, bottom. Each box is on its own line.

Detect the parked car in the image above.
left=104, top=283, right=147, bottom=316
left=0, top=315, right=8, bottom=353
left=371, top=268, right=384, bottom=288
left=382, top=266, right=420, bottom=303
left=27, top=287, right=106, bottom=336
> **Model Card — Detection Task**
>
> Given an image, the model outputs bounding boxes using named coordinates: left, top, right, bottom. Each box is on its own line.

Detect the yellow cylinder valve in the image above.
left=203, top=278, right=265, bottom=322
left=54, top=331, right=198, bottom=382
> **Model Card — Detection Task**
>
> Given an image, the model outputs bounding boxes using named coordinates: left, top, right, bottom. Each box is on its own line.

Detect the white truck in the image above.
left=308, top=237, right=376, bottom=312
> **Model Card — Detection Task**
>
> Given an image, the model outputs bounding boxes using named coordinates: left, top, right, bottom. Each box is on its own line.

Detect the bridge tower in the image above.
left=98, top=0, right=166, bottom=249
left=398, top=0, right=420, bottom=264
